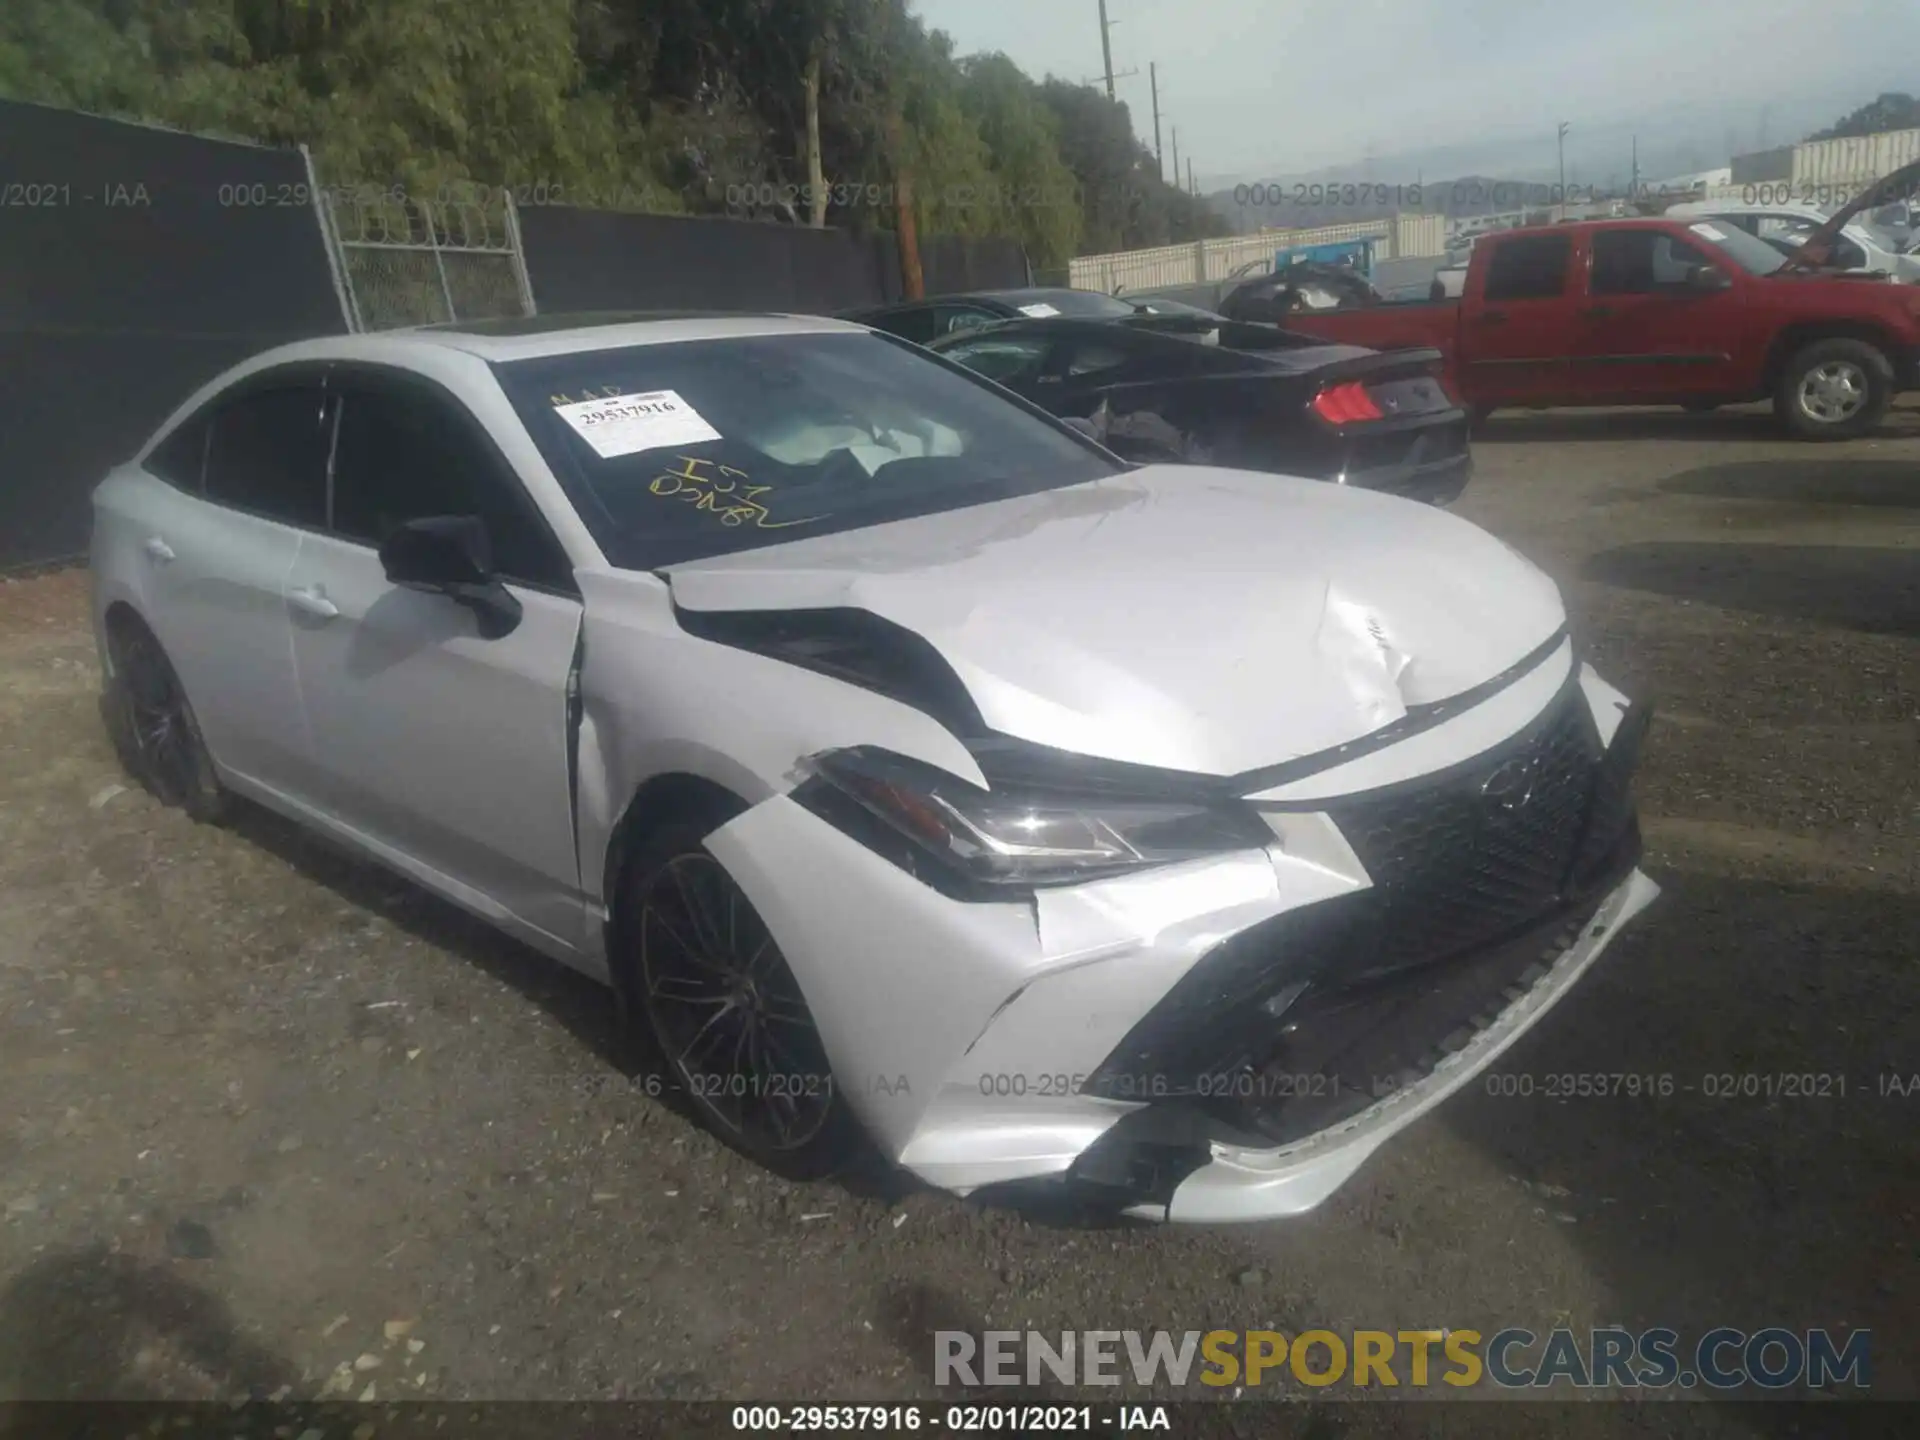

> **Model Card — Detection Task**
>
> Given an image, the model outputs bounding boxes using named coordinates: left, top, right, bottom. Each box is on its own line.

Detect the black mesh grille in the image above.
left=1083, top=682, right=1647, bottom=1123
left=1318, top=688, right=1601, bottom=980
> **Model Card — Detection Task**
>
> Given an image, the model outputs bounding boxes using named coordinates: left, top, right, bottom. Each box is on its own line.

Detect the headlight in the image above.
left=809, top=747, right=1272, bottom=886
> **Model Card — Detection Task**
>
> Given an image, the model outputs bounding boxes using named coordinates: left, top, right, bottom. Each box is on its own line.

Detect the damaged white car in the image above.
left=90, top=313, right=1658, bottom=1223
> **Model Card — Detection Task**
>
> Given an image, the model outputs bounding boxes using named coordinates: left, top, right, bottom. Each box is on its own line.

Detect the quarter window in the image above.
left=203, top=386, right=331, bottom=527
left=146, top=411, right=212, bottom=490
left=328, top=385, right=572, bottom=590
left=1483, top=235, right=1572, bottom=301
left=940, top=334, right=1053, bottom=385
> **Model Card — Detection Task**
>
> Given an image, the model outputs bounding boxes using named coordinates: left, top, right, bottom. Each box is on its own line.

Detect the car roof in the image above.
left=246, top=311, right=870, bottom=367
left=1667, top=200, right=1828, bottom=219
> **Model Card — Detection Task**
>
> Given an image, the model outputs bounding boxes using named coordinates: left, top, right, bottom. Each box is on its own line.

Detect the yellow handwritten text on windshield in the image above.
left=649, top=455, right=821, bottom=529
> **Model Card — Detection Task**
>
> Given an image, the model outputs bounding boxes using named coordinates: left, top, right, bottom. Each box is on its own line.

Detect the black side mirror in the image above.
left=1686, top=263, right=1732, bottom=291
left=378, top=515, right=523, bottom=639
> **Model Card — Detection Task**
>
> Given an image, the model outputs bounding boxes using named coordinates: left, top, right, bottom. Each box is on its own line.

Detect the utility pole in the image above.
left=1630, top=134, right=1638, bottom=196
left=1187, top=157, right=1196, bottom=197
left=1556, top=121, right=1570, bottom=220
left=1097, top=0, right=1116, bottom=100
left=1150, top=62, right=1163, bottom=181
left=1171, top=127, right=1181, bottom=194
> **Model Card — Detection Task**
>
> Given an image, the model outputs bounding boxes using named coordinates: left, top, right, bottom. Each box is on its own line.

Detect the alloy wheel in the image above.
left=1798, top=360, right=1868, bottom=424
left=635, top=852, right=836, bottom=1153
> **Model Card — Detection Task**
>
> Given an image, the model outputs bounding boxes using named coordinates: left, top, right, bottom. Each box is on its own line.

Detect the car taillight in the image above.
left=1312, top=381, right=1384, bottom=425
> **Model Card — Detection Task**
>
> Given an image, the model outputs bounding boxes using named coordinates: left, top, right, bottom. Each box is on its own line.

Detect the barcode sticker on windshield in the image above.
left=1688, top=222, right=1729, bottom=242
left=1017, top=302, right=1061, bottom=317
left=554, top=390, right=721, bottom=458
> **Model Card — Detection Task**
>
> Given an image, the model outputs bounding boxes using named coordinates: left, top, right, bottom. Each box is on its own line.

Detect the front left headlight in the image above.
left=808, top=747, right=1272, bottom=887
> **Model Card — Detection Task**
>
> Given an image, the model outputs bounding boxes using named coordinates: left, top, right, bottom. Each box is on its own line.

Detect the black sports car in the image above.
left=920, top=314, right=1472, bottom=506
left=839, top=286, right=1223, bottom=344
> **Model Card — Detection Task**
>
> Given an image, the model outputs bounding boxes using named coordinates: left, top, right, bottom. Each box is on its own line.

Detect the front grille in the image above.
left=1319, top=687, right=1601, bottom=980
left=1082, top=682, right=1647, bottom=1131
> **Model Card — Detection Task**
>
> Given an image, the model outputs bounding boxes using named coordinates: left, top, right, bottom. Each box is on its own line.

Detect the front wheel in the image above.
left=1774, top=338, right=1892, bottom=440
left=613, top=812, right=863, bottom=1180
left=103, top=618, right=228, bottom=823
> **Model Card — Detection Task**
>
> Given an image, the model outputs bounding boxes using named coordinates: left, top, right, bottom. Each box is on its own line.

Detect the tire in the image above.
left=103, top=616, right=228, bottom=823
left=611, top=800, right=863, bottom=1180
left=1774, top=338, right=1892, bottom=440
left=1467, top=406, right=1495, bottom=436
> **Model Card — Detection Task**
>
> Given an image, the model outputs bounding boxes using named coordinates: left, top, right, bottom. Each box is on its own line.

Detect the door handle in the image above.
left=142, top=536, right=175, bottom=564
left=288, top=585, right=339, bottom=621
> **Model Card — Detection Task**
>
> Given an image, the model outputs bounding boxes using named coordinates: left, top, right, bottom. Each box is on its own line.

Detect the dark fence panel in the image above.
left=0, top=99, right=347, bottom=568
left=519, top=207, right=895, bottom=315
left=921, top=233, right=1031, bottom=295
left=520, top=206, right=1029, bottom=315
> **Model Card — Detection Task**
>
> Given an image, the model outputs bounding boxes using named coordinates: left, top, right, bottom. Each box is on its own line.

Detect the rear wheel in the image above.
left=612, top=805, right=862, bottom=1180
left=1774, top=338, right=1892, bottom=440
left=103, top=617, right=227, bottom=823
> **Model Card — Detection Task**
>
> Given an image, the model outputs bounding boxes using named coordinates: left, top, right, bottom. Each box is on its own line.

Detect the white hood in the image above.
left=663, top=466, right=1565, bottom=777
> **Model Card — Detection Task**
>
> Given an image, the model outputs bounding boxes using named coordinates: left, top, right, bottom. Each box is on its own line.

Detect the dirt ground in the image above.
left=1, top=401, right=1916, bottom=1434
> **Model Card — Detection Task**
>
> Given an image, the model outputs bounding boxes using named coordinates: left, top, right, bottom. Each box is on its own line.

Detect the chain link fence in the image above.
left=318, top=189, right=535, bottom=331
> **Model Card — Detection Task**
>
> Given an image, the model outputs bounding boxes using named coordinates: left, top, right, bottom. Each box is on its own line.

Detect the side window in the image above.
left=204, top=386, right=331, bottom=527
left=939, top=334, right=1053, bottom=385
left=881, top=308, right=938, bottom=344
left=1065, top=341, right=1132, bottom=378
left=1483, top=235, right=1571, bottom=301
left=1590, top=231, right=1716, bottom=294
left=329, top=386, right=572, bottom=591
left=145, top=411, right=211, bottom=490
left=933, top=305, right=996, bottom=337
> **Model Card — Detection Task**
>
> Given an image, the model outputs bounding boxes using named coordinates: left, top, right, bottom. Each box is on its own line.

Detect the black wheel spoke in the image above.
left=642, top=903, right=727, bottom=976
left=648, top=972, right=729, bottom=1009
left=631, top=850, right=833, bottom=1156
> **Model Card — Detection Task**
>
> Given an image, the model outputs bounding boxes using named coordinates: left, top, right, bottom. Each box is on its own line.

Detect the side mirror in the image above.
left=1686, top=263, right=1733, bottom=290
left=378, top=515, right=523, bottom=640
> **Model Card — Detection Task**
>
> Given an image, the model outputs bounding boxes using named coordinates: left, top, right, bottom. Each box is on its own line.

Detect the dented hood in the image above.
left=661, top=466, right=1565, bottom=777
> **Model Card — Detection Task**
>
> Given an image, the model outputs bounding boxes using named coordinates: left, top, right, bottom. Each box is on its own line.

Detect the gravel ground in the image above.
left=1, top=402, right=1916, bottom=1435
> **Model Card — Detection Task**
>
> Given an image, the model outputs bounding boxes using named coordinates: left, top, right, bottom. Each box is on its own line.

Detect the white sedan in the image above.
left=90, top=313, right=1658, bottom=1222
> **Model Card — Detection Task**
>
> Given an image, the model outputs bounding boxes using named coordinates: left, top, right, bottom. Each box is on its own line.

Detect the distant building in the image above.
left=1649, top=167, right=1732, bottom=191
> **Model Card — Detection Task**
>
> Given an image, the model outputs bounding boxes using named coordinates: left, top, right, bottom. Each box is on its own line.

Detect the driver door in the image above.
left=1572, top=227, right=1749, bottom=399
left=285, top=366, right=589, bottom=956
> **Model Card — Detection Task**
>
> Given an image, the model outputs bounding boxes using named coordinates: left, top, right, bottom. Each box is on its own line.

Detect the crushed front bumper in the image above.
left=704, top=662, right=1656, bottom=1223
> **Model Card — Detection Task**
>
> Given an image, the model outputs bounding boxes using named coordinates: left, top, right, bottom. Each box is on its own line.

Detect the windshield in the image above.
left=1680, top=220, right=1788, bottom=275
left=494, top=332, right=1119, bottom=569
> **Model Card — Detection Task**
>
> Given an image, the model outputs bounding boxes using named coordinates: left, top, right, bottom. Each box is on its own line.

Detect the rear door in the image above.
left=1572, top=226, right=1749, bottom=398
left=1462, top=232, right=1579, bottom=405
left=285, top=366, right=589, bottom=954
left=135, top=372, right=330, bottom=798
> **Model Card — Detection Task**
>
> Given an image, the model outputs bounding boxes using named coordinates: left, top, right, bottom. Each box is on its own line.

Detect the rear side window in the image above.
left=204, top=387, right=331, bottom=527
left=1066, top=341, right=1132, bottom=378
left=329, top=386, right=573, bottom=591
left=1483, top=235, right=1571, bottom=300
left=939, top=333, right=1053, bottom=385
left=146, top=412, right=211, bottom=490
left=877, top=307, right=938, bottom=344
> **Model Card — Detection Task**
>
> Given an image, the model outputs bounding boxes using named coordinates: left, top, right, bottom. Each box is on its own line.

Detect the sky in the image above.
left=909, top=0, right=1920, bottom=189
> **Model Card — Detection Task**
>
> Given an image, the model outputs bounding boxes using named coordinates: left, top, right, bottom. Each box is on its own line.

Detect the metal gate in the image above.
left=317, top=185, right=536, bottom=331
